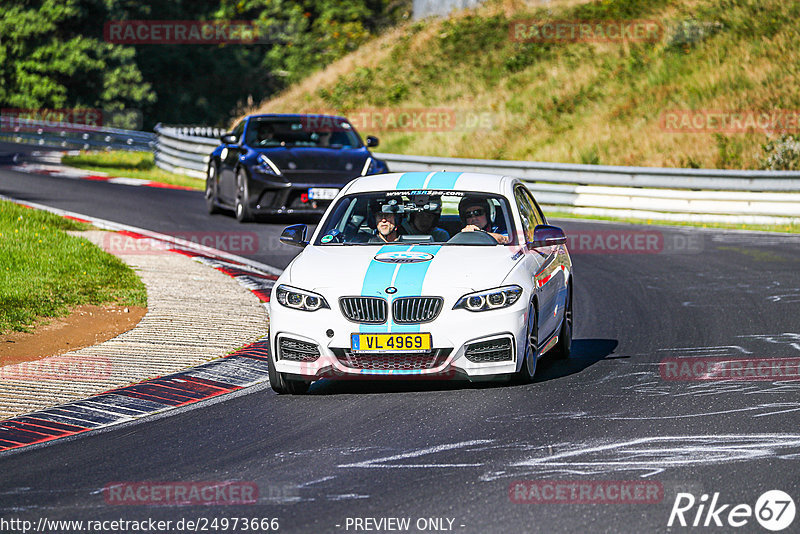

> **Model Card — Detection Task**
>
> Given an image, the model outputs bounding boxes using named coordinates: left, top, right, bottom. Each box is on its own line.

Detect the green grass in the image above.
left=258, top=0, right=800, bottom=170
left=545, top=210, right=800, bottom=234
left=0, top=200, right=147, bottom=334
left=62, top=151, right=204, bottom=191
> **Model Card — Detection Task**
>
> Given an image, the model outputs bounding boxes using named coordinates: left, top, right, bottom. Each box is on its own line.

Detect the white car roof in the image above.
left=343, top=172, right=515, bottom=196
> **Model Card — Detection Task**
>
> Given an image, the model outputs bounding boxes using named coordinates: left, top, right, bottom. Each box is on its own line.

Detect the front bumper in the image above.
left=269, top=303, right=528, bottom=380
left=248, top=170, right=354, bottom=215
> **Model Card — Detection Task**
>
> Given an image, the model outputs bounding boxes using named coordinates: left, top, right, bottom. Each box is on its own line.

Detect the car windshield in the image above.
left=244, top=117, right=362, bottom=149
left=315, top=191, right=515, bottom=246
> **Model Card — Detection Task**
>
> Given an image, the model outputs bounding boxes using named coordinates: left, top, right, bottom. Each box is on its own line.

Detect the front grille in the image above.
left=256, top=190, right=278, bottom=209
left=333, top=349, right=451, bottom=371
left=392, top=297, right=443, bottom=324
left=278, top=337, right=320, bottom=362
left=464, top=338, right=513, bottom=363
left=340, top=297, right=387, bottom=324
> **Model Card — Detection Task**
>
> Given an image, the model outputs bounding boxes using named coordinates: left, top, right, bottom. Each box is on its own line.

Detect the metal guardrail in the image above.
left=0, top=116, right=156, bottom=151
left=154, top=125, right=800, bottom=225
left=154, top=124, right=220, bottom=179
left=374, top=153, right=800, bottom=192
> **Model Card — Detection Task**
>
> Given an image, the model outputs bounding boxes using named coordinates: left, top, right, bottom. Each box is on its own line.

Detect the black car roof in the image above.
left=246, top=113, right=348, bottom=121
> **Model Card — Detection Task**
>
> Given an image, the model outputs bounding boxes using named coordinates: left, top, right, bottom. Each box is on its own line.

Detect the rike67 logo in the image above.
left=668, top=490, right=795, bottom=531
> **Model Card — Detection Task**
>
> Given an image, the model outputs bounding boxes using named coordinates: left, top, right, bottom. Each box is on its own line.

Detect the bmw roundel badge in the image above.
left=386, top=287, right=398, bottom=294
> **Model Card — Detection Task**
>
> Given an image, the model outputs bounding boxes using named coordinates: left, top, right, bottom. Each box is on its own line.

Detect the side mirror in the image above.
left=366, top=135, right=379, bottom=148
left=220, top=133, right=238, bottom=144
left=280, top=224, right=309, bottom=248
left=530, top=225, right=566, bottom=249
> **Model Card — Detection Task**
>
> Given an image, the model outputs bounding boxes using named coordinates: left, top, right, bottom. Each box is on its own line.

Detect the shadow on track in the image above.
left=533, top=338, right=619, bottom=383
left=301, top=338, right=618, bottom=395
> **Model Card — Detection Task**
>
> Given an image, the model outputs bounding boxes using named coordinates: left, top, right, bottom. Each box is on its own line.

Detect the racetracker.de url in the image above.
left=0, top=517, right=280, bottom=533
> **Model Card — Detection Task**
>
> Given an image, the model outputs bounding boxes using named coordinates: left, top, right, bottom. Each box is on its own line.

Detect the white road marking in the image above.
left=338, top=439, right=494, bottom=469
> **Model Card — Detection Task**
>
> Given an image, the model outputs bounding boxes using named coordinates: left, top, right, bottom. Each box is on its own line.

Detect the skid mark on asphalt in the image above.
left=338, top=440, right=494, bottom=469
left=743, top=333, right=800, bottom=351
left=767, top=292, right=800, bottom=303
left=597, top=368, right=800, bottom=398
left=490, top=434, right=800, bottom=479
left=599, top=335, right=800, bottom=397
left=659, top=345, right=753, bottom=356
left=484, top=403, right=800, bottom=422
left=331, top=435, right=800, bottom=481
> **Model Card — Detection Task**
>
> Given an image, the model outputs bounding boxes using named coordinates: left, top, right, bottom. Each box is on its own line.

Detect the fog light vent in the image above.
left=464, top=338, right=513, bottom=363
left=279, top=337, right=320, bottom=362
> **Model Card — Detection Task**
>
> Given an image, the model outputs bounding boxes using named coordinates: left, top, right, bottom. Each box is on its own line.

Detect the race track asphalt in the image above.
left=1, top=164, right=799, bottom=533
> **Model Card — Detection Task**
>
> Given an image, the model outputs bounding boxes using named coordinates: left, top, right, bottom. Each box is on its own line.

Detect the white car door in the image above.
left=514, top=186, right=560, bottom=345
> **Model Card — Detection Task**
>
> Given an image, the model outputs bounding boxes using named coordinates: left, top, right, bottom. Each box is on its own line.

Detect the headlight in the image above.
left=258, top=154, right=282, bottom=175
left=275, top=285, right=330, bottom=311
left=453, top=285, right=523, bottom=312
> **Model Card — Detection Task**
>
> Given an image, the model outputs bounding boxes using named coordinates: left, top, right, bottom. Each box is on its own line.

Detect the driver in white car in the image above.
left=458, top=196, right=509, bottom=244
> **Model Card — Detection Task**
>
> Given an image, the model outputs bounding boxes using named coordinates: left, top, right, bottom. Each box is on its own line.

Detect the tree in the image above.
left=0, top=0, right=155, bottom=129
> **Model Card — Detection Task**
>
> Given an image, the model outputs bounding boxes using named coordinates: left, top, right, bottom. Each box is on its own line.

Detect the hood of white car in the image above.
left=285, top=244, right=521, bottom=297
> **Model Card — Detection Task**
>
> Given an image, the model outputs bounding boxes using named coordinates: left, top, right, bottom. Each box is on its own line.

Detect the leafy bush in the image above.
left=760, top=135, right=800, bottom=170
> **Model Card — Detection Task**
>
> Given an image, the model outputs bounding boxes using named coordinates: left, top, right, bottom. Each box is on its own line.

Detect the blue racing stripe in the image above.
left=425, top=172, right=462, bottom=190
left=395, top=172, right=431, bottom=190
left=359, top=245, right=412, bottom=333
left=390, top=245, right=442, bottom=333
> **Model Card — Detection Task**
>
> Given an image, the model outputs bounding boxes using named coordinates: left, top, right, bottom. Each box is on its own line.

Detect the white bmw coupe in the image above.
left=268, top=172, right=573, bottom=394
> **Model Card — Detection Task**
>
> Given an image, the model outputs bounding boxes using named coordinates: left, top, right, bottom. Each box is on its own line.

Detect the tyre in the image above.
left=515, top=303, right=538, bottom=383
left=267, top=351, right=311, bottom=395
left=551, top=283, right=573, bottom=360
left=235, top=169, right=254, bottom=223
left=205, top=163, right=221, bottom=214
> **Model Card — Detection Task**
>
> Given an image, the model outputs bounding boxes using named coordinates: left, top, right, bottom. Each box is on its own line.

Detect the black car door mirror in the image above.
left=366, top=136, right=379, bottom=148
left=220, top=133, right=238, bottom=144
left=280, top=224, right=309, bottom=248
left=530, top=225, right=566, bottom=249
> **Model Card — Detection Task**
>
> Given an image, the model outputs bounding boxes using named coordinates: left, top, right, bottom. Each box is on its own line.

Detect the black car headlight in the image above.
left=257, top=154, right=282, bottom=176
left=275, top=285, right=330, bottom=311
left=453, top=285, right=523, bottom=312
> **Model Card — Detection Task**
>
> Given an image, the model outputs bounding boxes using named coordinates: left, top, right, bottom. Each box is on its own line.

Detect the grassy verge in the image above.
left=62, top=151, right=204, bottom=191
left=0, top=200, right=147, bottom=334
left=545, top=210, right=800, bottom=234
left=255, top=0, right=800, bottom=170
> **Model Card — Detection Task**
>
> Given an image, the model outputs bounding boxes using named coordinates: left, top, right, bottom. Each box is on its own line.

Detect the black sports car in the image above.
left=205, top=114, right=389, bottom=221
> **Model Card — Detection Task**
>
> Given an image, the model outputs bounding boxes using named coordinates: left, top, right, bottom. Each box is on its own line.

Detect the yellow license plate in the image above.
left=351, top=333, right=432, bottom=353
